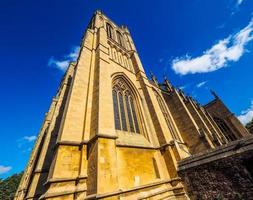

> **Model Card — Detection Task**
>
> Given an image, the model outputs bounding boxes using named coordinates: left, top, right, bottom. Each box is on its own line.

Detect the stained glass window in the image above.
left=112, top=90, right=121, bottom=130
left=112, top=78, right=141, bottom=134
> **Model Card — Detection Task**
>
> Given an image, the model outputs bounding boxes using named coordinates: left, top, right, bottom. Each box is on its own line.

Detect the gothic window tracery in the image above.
left=112, top=78, right=140, bottom=133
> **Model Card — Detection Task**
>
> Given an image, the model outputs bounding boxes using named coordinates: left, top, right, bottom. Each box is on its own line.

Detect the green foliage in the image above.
left=0, top=172, right=23, bottom=200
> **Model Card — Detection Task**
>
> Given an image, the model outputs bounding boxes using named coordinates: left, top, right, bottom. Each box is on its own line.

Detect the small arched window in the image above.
left=112, top=78, right=140, bottom=133
left=106, top=23, right=113, bottom=39
left=116, top=31, right=124, bottom=47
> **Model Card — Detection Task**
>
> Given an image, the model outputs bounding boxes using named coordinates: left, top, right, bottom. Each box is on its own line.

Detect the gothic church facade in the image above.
left=15, top=11, right=252, bottom=200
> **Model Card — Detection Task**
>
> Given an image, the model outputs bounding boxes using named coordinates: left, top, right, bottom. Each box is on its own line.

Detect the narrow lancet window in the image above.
left=116, top=31, right=124, bottom=47
left=106, top=23, right=113, bottom=39
left=113, top=90, right=121, bottom=130
left=119, top=92, right=127, bottom=131
left=130, top=97, right=140, bottom=133
left=126, top=95, right=135, bottom=132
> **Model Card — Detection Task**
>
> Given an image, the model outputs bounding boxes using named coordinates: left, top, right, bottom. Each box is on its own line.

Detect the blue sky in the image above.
left=0, top=0, right=253, bottom=178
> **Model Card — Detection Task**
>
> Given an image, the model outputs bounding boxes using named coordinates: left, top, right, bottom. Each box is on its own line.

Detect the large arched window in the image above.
left=155, top=92, right=181, bottom=141
left=106, top=23, right=113, bottom=39
left=213, top=117, right=236, bottom=141
left=116, top=31, right=124, bottom=47
left=112, top=78, right=140, bottom=133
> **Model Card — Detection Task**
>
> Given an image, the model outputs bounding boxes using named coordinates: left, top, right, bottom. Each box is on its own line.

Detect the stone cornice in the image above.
left=56, top=138, right=186, bottom=152
left=56, top=134, right=118, bottom=148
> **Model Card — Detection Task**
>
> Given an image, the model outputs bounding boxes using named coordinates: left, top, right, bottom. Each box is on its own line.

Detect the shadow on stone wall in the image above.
left=32, top=75, right=72, bottom=198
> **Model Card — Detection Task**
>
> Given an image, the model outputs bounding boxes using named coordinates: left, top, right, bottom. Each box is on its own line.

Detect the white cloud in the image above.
left=48, top=58, right=70, bottom=71
left=17, top=135, right=36, bottom=153
left=179, top=85, right=188, bottom=90
left=172, top=18, right=253, bottom=75
left=238, top=101, right=253, bottom=125
left=23, top=135, right=36, bottom=142
left=67, top=47, right=80, bottom=60
left=22, top=147, right=32, bottom=153
left=196, top=81, right=207, bottom=88
left=0, top=165, right=12, bottom=175
left=48, top=46, right=80, bottom=71
left=236, top=0, right=243, bottom=6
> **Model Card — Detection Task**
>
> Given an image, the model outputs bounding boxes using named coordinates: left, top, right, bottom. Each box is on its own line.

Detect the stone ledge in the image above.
left=137, top=187, right=179, bottom=200
left=88, top=133, right=118, bottom=144
left=178, top=136, right=253, bottom=171
left=40, top=188, right=86, bottom=199
left=116, top=132, right=152, bottom=148
left=116, top=143, right=155, bottom=149
left=56, top=137, right=187, bottom=152
left=44, top=175, right=87, bottom=185
left=56, top=134, right=118, bottom=147
left=85, top=177, right=182, bottom=199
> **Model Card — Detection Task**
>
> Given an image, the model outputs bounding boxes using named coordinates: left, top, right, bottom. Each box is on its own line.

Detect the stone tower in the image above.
left=15, top=11, right=251, bottom=200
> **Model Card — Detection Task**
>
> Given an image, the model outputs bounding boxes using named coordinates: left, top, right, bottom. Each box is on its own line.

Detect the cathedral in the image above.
left=15, top=11, right=253, bottom=200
